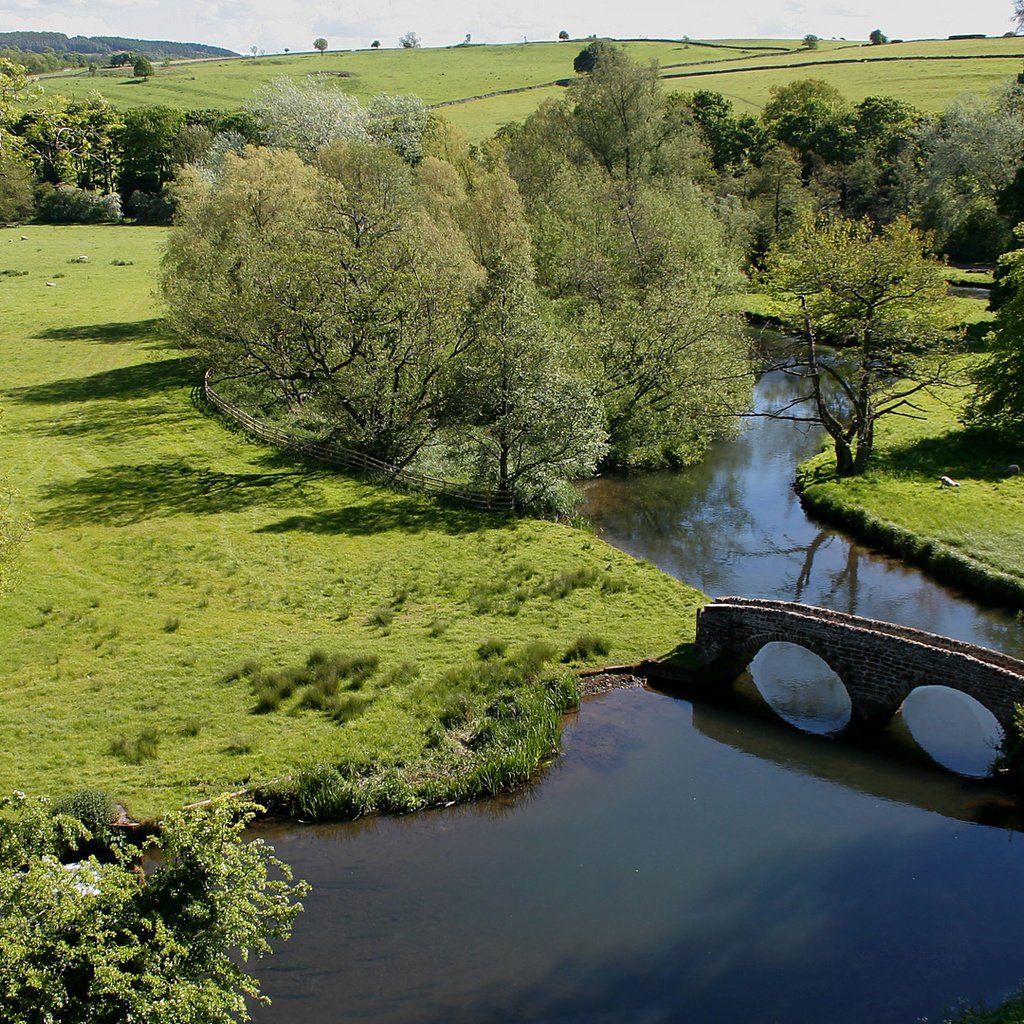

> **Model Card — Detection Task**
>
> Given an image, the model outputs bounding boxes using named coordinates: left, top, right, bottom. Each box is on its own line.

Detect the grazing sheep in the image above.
left=1005, top=464, right=1021, bottom=476
left=45, top=282, right=56, bottom=287
left=939, top=475, right=960, bottom=489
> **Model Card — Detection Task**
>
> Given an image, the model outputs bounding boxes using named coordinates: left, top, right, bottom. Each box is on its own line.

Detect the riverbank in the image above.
left=795, top=369, right=1024, bottom=610
left=0, top=224, right=706, bottom=821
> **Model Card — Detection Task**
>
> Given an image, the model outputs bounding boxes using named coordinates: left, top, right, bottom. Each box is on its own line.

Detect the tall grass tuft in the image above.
left=563, top=634, right=610, bottom=662
left=108, top=727, right=160, bottom=764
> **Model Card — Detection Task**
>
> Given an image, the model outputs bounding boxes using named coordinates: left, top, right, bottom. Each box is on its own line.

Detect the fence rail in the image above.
left=201, top=372, right=515, bottom=512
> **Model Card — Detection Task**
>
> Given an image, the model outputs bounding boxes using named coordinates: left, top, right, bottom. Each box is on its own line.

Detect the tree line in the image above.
left=6, top=43, right=1024, bottom=485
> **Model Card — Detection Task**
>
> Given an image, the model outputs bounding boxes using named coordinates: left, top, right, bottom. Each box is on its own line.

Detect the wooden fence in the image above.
left=201, top=372, right=515, bottom=512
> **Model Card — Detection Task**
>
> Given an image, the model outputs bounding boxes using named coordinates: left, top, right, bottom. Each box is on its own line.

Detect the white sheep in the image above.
left=938, top=475, right=960, bottom=489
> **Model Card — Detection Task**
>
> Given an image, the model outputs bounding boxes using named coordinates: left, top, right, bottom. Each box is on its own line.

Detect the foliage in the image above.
left=0, top=792, right=308, bottom=1023
left=0, top=140, right=34, bottom=221
left=313, top=38, right=328, bottom=55
left=966, top=234, right=1024, bottom=435
left=869, top=28, right=889, bottom=45
left=245, top=76, right=368, bottom=161
left=36, top=183, right=121, bottom=222
left=132, top=54, right=154, bottom=80
left=803, top=34, right=819, bottom=50
left=763, top=215, right=959, bottom=475
left=399, top=32, right=421, bottom=49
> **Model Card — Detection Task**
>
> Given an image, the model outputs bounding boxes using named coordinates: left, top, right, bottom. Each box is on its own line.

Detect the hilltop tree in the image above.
left=399, top=31, right=421, bottom=49
left=371, top=40, right=381, bottom=49
left=314, top=37, right=328, bottom=54
left=869, top=28, right=889, bottom=44
left=558, top=30, right=570, bottom=41
left=803, top=34, right=819, bottom=49
left=762, top=216, right=959, bottom=476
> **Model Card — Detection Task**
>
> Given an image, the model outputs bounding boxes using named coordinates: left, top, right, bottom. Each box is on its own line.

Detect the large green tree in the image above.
left=0, top=793, right=307, bottom=1023
left=966, top=232, right=1024, bottom=436
left=763, top=215, right=959, bottom=475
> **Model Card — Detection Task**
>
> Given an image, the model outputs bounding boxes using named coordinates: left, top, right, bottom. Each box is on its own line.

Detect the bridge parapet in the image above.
left=693, top=598, right=1024, bottom=734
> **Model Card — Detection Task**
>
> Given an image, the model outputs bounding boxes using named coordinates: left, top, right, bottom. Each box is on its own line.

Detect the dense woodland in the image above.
left=3, top=40, right=1024, bottom=499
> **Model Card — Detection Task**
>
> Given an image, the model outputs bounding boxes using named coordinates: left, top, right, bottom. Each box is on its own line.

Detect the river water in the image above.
left=252, top=364, right=1024, bottom=1024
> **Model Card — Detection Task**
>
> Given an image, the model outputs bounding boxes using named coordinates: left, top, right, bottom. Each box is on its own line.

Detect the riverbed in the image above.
left=251, top=363, right=1024, bottom=1024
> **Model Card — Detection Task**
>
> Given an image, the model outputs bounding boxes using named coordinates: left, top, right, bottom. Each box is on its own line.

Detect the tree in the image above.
left=0, top=141, right=35, bottom=221
left=0, top=792, right=307, bottom=1023
left=803, top=34, right=819, bottom=49
left=314, top=37, right=328, bottom=55
left=869, top=28, right=889, bottom=44
left=246, top=76, right=368, bottom=161
left=371, top=40, right=381, bottom=49
left=133, top=54, right=153, bottom=79
left=0, top=58, right=31, bottom=157
left=399, top=32, right=421, bottom=49
left=569, top=43, right=662, bottom=179
left=164, top=143, right=480, bottom=467
left=762, top=216, right=959, bottom=476
left=558, top=30, right=570, bottom=41
left=762, top=79, right=856, bottom=166
left=445, top=166, right=607, bottom=504
left=966, top=231, right=1024, bottom=435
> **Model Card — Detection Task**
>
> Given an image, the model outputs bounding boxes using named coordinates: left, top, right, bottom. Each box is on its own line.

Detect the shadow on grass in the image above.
left=35, top=318, right=170, bottom=347
left=879, top=427, right=1021, bottom=481
left=6, top=357, right=192, bottom=405
left=28, top=401, right=189, bottom=445
left=256, top=499, right=501, bottom=537
left=37, top=460, right=315, bottom=526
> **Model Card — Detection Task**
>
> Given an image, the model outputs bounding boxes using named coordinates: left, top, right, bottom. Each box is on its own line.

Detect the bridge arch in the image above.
left=692, top=598, right=1024, bottom=737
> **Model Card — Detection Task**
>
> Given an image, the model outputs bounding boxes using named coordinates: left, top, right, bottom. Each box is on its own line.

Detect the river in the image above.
left=251, top=363, right=1024, bottom=1024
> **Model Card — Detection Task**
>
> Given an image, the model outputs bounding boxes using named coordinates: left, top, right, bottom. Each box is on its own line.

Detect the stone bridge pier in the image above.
left=692, top=598, right=1024, bottom=735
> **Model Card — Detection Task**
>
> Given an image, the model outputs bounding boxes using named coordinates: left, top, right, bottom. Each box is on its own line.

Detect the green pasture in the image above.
left=30, top=35, right=1024, bottom=140
left=0, top=224, right=703, bottom=819
left=34, top=39, right=765, bottom=112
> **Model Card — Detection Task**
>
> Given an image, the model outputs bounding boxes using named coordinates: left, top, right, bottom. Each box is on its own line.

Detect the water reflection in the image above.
left=898, top=687, right=1004, bottom=778
left=744, top=641, right=852, bottom=735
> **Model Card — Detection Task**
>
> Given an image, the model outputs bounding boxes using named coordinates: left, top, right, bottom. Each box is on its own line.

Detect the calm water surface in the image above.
left=254, top=364, right=1024, bottom=1024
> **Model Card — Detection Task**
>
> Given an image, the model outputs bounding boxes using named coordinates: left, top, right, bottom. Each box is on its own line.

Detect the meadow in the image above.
left=31, top=35, right=1024, bottom=141
left=0, top=224, right=703, bottom=819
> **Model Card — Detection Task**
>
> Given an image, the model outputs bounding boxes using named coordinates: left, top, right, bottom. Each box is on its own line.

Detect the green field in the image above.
left=0, top=224, right=703, bottom=819
left=30, top=35, right=1024, bottom=140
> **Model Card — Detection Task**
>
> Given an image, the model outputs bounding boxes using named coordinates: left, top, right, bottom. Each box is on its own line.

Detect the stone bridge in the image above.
left=692, top=598, right=1024, bottom=735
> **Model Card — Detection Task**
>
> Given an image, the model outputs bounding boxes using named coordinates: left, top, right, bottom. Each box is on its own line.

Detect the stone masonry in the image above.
left=693, top=597, right=1024, bottom=733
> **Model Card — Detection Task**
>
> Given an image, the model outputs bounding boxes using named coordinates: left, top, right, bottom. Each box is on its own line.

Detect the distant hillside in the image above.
left=0, top=30, right=236, bottom=60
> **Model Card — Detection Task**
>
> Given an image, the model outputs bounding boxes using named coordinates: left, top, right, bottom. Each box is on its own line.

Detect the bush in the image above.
left=50, top=788, right=115, bottom=852
left=36, top=185, right=122, bottom=224
left=126, top=188, right=176, bottom=224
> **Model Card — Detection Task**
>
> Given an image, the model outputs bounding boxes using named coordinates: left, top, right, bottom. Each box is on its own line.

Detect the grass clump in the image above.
left=563, top=634, right=611, bottom=662
left=108, top=728, right=160, bottom=764
left=162, top=616, right=180, bottom=633
left=476, top=638, right=507, bottom=660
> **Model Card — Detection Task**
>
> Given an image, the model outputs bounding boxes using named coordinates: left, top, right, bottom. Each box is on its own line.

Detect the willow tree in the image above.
left=762, top=215, right=959, bottom=476
left=163, top=143, right=480, bottom=466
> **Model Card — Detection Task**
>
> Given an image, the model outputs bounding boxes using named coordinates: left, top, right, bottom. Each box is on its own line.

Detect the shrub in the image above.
left=476, top=638, right=508, bottom=660
left=125, top=188, right=176, bottom=224
left=563, top=634, right=611, bottom=662
left=36, top=185, right=122, bottom=224
left=50, top=789, right=115, bottom=850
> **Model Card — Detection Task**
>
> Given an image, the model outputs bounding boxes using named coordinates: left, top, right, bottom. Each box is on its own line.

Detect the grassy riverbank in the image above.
left=0, top=224, right=703, bottom=820
left=796, top=363, right=1024, bottom=608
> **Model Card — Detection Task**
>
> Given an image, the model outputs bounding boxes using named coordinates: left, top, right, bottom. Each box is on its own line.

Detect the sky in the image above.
left=0, top=0, right=1018, bottom=56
